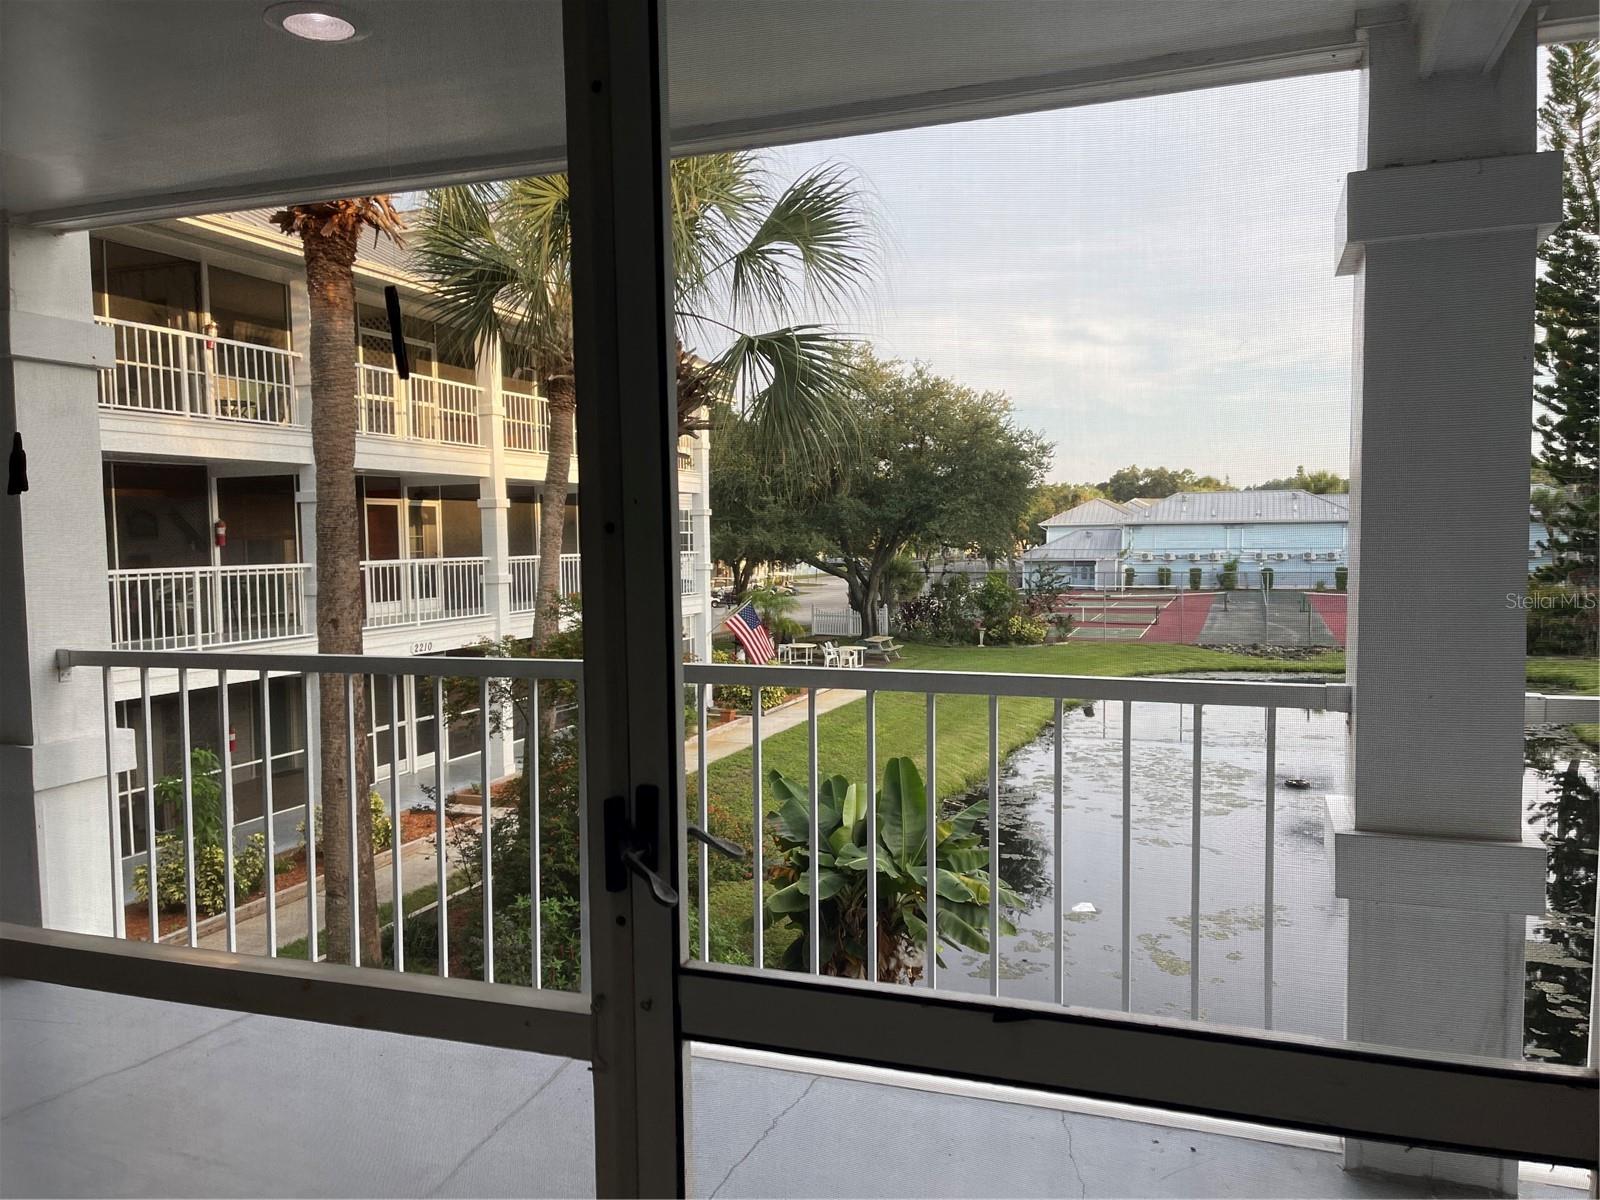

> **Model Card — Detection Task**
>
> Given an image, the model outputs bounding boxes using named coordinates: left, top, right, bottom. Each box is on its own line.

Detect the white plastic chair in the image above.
left=819, top=640, right=840, bottom=667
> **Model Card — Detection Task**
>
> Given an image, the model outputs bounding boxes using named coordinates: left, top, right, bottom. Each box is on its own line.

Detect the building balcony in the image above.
left=361, top=557, right=490, bottom=629
left=96, top=317, right=299, bottom=426
left=107, top=564, right=310, bottom=650
left=356, top=363, right=483, bottom=448
left=508, top=553, right=583, bottom=614
left=503, top=385, right=552, bottom=453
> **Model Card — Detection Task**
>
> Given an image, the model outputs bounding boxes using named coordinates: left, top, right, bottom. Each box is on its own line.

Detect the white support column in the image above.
left=475, top=335, right=516, bottom=780
left=1334, top=11, right=1559, bottom=1194
left=0, top=222, right=123, bottom=933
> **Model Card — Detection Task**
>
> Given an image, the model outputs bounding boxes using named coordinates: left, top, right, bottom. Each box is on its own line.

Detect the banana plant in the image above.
left=764, top=756, right=1020, bottom=982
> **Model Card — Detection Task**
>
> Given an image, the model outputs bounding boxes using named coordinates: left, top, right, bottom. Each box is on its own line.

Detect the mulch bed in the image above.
left=122, top=807, right=473, bottom=943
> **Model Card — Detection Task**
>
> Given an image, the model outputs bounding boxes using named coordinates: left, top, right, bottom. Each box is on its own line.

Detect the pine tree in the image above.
left=1534, top=42, right=1599, bottom=583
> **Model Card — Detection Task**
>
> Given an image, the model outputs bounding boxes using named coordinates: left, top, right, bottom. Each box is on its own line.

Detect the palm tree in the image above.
left=412, top=153, right=874, bottom=648
left=271, top=197, right=403, bottom=966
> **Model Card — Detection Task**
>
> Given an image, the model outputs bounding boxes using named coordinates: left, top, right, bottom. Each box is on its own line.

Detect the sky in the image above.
left=764, top=69, right=1363, bottom=487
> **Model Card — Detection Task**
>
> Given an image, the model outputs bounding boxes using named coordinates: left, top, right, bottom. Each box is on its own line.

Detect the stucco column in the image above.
left=1332, top=13, right=1559, bottom=1193
left=0, top=222, right=124, bottom=933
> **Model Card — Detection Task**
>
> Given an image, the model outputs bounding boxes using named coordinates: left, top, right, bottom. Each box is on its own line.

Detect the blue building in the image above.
left=1026, top=490, right=1351, bottom=590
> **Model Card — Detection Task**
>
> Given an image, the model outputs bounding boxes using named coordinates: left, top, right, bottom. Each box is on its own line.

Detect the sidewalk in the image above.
left=685, top=686, right=865, bottom=769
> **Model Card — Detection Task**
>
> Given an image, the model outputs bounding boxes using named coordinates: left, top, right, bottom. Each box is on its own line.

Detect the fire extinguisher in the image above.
left=228, top=726, right=237, bottom=754
left=214, top=519, right=227, bottom=549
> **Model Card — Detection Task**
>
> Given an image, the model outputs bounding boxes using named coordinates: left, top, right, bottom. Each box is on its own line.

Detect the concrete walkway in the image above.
left=685, top=687, right=865, bottom=770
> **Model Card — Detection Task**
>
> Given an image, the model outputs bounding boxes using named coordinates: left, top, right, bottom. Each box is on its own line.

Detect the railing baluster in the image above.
left=866, top=688, right=878, bottom=983
left=219, top=668, right=237, bottom=952
left=345, top=673, right=360, bottom=967
left=261, top=669, right=276, bottom=956
left=925, top=692, right=937, bottom=990
left=304, top=674, right=319, bottom=963
left=987, top=694, right=999, bottom=998
left=1190, top=702, right=1203, bottom=1021
left=696, top=681, right=709, bottom=964
left=102, top=668, right=126, bottom=939
left=1264, top=707, right=1277, bottom=1030
left=178, top=667, right=198, bottom=947
left=141, top=668, right=158, bottom=942
left=434, top=677, right=448, bottom=978
left=751, top=698, right=764, bottom=970
left=530, top=682, right=541, bottom=989
left=807, top=688, right=820, bottom=976
left=1121, top=699, right=1132, bottom=1013
left=1053, top=697, right=1065, bottom=1006
left=389, top=674, right=404, bottom=973
left=480, top=676, right=493, bottom=984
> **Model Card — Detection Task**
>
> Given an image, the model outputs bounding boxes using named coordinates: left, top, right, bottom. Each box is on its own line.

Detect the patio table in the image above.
left=837, top=645, right=865, bottom=668
left=779, top=641, right=818, bottom=664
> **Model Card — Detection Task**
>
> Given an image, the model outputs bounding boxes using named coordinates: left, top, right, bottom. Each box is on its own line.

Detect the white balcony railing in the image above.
left=361, top=558, right=489, bottom=628
left=96, top=317, right=299, bottom=425
left=108, top=564, right=309, bottom=650
left=504, top=387, right=551, bottom=453
left=681, top=551, right=697, bottom=595
left=356, top=363, right=483, bottom=448
left=508, top=553, right=583, bottom=614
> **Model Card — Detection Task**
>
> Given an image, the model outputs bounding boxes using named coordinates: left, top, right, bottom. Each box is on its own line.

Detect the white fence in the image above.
left=508, top=553, right=583, bottom=614
left=810, top=605, right=890, bottom=636
left=97, top=317, right=299, bottom=425
left=108, top=564, right=309, bottom=650
left=356, top=363, right=483, bottom=447
left=362, top=558, right=488, bottom=628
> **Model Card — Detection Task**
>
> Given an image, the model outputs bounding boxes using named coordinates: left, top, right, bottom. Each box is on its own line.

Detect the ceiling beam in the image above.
left=1415, top=0, right=1531, bottom=75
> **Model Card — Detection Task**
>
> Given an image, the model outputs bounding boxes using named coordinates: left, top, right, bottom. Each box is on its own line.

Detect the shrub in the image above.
left=1189, top=567, right=1202, bottom=591
left=1022, top=564, right=1067, bottom=616
left=1156, top=566, right=1172, bottom=587
left=989, top=614, right=1048, bottom=645
left=1261, top=567, right=1275, bottom=590
left=298, top=789, right=392, bottom=854
left=975, top=571, right=1021, bottom=630
left=710, top=648, right=799, bottom=712
left=154, top=747, right=224, bottom=848
left=1124, top=566, right=1136, bottom=587
left=134, top=832, right=267, bottom=916
left=897, top=576, right=979, bottom=643
left=477, top=893, right=583, bottom=991
left=1334, top=566, right=1348, bottom=591
left=1219, top=559, right=1239, bottom=590
left=1526, top=584, right=1599, bottom=656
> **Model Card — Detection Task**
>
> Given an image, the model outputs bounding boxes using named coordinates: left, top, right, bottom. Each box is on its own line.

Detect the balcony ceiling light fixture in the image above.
left=265, top=2, right=363, bottom=42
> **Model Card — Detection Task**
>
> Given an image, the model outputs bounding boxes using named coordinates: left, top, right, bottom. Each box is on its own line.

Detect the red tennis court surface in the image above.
left=1307, top=592, right=1348, bottom=646
left=1057, top=591, right=1218, bottom=643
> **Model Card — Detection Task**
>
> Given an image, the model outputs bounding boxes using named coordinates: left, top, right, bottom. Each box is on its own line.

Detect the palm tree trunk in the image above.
left=300, top=226, right=380, bottom=966
left=532, top=369, right=576, bottom=650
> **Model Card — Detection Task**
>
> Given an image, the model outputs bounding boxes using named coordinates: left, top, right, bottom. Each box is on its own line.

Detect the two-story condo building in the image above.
left=92, top=210, right=714, bottom=866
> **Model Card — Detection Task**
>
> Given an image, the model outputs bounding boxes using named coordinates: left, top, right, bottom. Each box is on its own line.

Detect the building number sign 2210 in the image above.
left=410, top=641, right=433, bottom=655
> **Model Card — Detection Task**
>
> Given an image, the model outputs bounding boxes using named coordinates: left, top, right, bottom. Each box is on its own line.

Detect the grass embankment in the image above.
left=689, top=640, right=1346, bottom=963
left=1527, top=655, right=1600, bottom=745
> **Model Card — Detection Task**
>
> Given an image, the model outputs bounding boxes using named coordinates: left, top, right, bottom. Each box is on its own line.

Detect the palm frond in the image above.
left=707, top=326, right=862, bottom=476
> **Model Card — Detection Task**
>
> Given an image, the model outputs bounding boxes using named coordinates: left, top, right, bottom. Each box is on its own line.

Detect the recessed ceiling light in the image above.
left=265, top=2, right=363, bottom=43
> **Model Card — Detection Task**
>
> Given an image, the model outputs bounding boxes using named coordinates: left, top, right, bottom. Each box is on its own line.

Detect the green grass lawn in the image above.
left=1526, top=655, right=1600, bottom=695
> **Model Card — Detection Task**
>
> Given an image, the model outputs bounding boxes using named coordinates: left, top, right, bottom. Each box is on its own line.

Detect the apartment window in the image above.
left=103, top=461, right=209, bottom=570
left=90, top=238, right=201, bottom=330
left=215, top=475, right=297, bottom=566
left=679, top=507, right=695, bottom=555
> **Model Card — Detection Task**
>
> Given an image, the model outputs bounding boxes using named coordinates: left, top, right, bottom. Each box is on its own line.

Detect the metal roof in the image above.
left=1040, top=498, right=1133, bottom=527
left=1025, top=527, right=1122, bottom=559
left=1132, top=490, right=1351, bottom=524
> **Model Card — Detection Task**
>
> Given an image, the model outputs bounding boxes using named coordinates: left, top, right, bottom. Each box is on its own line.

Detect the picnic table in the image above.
left=861, top=635, right=902, bottom=662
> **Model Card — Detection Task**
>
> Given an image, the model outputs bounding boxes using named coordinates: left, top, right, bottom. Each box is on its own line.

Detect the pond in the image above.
left=938, top=689, right=1596, bottom=1065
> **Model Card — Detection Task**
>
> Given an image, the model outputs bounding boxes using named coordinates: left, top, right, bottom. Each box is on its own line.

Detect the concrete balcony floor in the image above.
left=1, top=980, right=1580, bottom=1199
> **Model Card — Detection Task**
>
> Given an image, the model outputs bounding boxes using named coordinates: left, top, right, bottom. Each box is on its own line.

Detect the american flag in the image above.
left=724, top=601, right=776, bottom=665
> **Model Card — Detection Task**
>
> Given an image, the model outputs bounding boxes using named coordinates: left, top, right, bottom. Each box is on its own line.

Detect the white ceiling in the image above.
left=0, top=0, right=1576, bottom=227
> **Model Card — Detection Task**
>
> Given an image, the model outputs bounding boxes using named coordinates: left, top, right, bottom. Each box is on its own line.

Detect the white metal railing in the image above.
left=681, top=552, right=697, bottom=596
left=69, top=646, right=582, bottom=987
left=362, top=558, right=489, bottom=628
left=60, top=639, right=1600, bottom=1034
left=96, top=317, right=299, bottom=425
left=508, top=553, right=583, bottom=614
left=108, top=564, right=309, bottom=650
left=356, top=363, right=484, bottom=447
left=504, top=388, right=551, bottom=453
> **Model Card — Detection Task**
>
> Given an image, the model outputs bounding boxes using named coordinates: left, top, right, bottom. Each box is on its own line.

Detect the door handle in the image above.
left=687, top=823, right=745, bottom=861
left=603, top=785, right=678, bottom=908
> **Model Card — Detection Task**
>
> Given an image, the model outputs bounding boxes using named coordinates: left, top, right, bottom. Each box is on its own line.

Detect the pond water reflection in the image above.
left=940, top=694, right=1596, bottom=1063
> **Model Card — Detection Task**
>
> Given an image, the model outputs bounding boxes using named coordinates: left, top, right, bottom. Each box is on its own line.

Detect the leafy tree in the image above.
left=779, top=353, right=1051, bottom=635
left=271, top=198, right=402, bottom=965
left=1534, top=41, right=1598, bottom=583
left=412, top=154, right=876, bottom=647
left=764, top=757, right=1020, bottom=982
left=708, top=409, right=811, bottom=596
left=1024, top=481, right=1105, bottom=544
left=1099, top=465, right=1232, bottom=502
left=1250, top=466, right=1348, bottom=494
